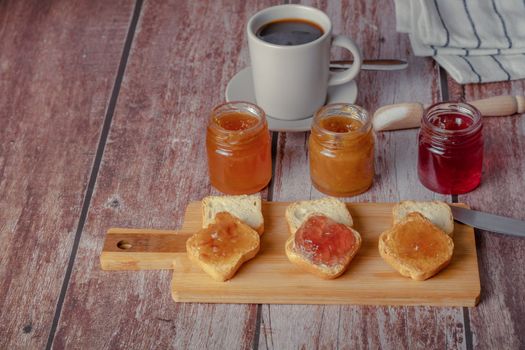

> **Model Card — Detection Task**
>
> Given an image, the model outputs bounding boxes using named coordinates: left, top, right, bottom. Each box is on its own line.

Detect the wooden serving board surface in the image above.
left=100, top=202, right=480, bottom=306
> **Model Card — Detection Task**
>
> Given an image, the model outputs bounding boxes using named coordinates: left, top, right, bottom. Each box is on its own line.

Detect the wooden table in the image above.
left=1, top=1, right=524, bottom=349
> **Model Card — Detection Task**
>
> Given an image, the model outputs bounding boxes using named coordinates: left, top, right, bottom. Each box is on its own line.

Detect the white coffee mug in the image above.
left=247, top=4, right=362, bottom=121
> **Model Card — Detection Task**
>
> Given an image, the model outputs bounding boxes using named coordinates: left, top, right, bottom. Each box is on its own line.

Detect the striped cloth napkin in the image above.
left=395, top=0, right=525, bottom=84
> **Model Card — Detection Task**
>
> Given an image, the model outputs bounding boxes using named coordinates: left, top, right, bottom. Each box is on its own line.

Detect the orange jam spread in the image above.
left=309, top=113, right=374, bottom=197
left=216, top=113, right=259, bottom=131
left=393, top=216, right=451, bottom=262
left=192, top=212, right=255, bottom=264
left=207, top=109, right=272, bottom=195
left=320, top=116, right=362, bottom=133
left=294, top=215, right=356, bottom=266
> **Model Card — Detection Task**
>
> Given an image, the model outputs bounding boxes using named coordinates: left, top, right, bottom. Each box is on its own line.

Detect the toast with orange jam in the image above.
left=379, top=212, right=454, bottom=281
left=186, top=212, right=260, bottom=282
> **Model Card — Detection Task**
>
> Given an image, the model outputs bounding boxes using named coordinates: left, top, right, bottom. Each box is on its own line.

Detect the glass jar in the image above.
left=309, top=104, right=375, bottom=197
left=418, top=102, right=483, bottom=194
left=206, top=101, right=272, bottom=194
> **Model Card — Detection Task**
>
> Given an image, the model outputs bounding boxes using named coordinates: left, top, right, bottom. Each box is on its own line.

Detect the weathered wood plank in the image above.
left=261, top=0, right=466, bottom=349
left=51, top=0, right=279, bottom=348
left=0, top=0, right=135, bottom=348
left=448, top=80, right=525, bottom=349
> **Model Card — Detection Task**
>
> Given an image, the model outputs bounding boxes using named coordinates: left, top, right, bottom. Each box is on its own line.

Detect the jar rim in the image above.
left=313, top=103, right=371, bottom=135
left=210, top=101, right=266, bottom=134
left=422, top=102, right=482, bottom=136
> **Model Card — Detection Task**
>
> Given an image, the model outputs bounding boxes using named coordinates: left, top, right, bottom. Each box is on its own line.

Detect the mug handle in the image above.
left=328, top=35, right=362, bottom=86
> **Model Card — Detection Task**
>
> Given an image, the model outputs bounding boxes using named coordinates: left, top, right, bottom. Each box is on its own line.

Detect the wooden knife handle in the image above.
left=100, top=227, right=191, bottom=270
left=372, top=103, right=423, bottom=131
left=373, top=95, right=525, bottom=132
left=469, top=95, right=525, bottom=117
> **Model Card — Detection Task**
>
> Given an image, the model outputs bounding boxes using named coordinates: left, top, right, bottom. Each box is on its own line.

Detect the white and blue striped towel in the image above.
left=395, top=0, right=525, bottom=84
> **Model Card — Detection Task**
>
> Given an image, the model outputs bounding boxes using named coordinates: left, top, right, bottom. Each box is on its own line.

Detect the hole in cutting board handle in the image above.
left=117, top=240, right=132, bottom=250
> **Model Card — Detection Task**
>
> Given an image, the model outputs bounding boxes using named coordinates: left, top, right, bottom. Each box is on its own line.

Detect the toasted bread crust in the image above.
left=285, top=197, right=353, bottom=235
left=202, top=195, right=264, bottom=235
left=392, top=200, right=454, bottom=236
left=379, top=212, right=454, bottom=281
left=186, top=212, right=260, bottom=282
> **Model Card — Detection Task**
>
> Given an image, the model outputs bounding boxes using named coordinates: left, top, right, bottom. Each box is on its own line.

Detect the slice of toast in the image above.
left=202, top=194, right=264, bottom=235
left=285, top=197, right=353, bottom=235
left=392, top=200, right=454, bottom=236
left=285, top=210, right=361, bottom=279
left=379, top=212, right=454, bottom=281
left=186, top=212, right=260, bottom=282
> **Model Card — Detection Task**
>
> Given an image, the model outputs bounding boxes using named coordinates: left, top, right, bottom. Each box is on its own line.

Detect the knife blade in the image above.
left=450, top=206, right=525, bottom=238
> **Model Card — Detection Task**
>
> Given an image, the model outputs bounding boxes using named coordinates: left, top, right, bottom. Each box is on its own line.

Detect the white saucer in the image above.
left=225, top=67, right=358, bottom=132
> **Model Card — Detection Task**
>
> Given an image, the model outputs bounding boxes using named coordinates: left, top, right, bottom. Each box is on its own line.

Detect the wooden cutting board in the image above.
left=100, top=201, right=480, bottom=306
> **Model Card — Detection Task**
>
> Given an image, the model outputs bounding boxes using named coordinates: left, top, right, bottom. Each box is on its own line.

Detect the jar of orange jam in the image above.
left=309, top=104, right=374, bottom=197
left=206, top=101, right=272, bottom=194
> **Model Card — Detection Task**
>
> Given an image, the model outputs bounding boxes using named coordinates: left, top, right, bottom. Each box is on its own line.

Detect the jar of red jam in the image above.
left=418, top=102, right=483, bottom=194
left=206, top=101, right=272, bottom=194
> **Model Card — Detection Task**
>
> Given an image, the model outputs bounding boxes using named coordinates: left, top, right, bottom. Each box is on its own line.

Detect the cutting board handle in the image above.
left=100, top=227, right=191, bottom=270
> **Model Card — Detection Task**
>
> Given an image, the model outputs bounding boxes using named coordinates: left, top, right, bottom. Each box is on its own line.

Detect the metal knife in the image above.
left=450, top=206, right=525, bottom=238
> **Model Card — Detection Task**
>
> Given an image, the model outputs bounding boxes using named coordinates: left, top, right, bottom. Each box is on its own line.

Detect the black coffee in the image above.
left=256, top=19, right=324, bottom=46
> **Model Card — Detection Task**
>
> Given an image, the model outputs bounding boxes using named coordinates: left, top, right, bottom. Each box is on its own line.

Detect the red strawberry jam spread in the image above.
left=294, top=215, right=356, bottom=266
